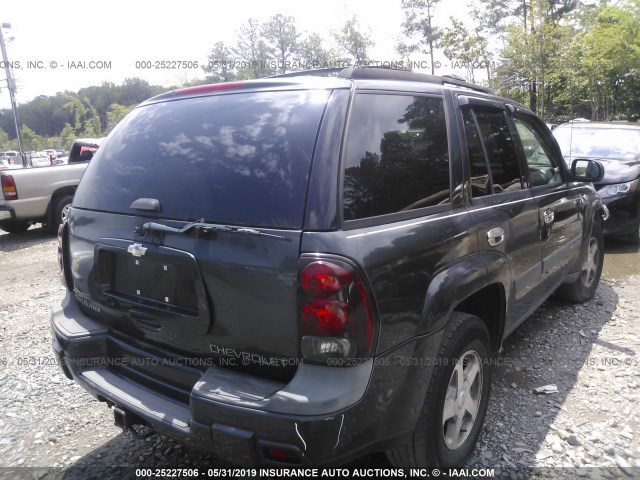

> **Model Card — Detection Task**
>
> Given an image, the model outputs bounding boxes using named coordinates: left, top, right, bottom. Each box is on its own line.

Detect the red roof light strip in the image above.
left=172, top=82, right=246, bottom=96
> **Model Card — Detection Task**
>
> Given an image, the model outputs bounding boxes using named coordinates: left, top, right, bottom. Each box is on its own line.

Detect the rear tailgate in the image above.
left=68, top=210, right=302, bottom=362
left=68, top=87, right=336, bottom=375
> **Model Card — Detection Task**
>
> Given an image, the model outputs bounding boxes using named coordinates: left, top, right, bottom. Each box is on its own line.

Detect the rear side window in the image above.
left=343, top=94, right=450, bottom=221
left=463, top=110, right=491, bottom=197
left=74, top=90, right=331, bottom=228
left=463, top=108, right=523, bottom=195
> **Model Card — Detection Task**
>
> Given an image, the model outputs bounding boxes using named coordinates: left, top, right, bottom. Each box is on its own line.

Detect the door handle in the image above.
left=543, top=209, right=555, bottom=225
left=487, top=227, right=505, bottom=247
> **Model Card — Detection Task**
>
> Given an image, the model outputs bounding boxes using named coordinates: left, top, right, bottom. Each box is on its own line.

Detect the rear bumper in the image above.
left=0, top=196, right=49, bottom=222
left=51, top=292, right=442, bottom=466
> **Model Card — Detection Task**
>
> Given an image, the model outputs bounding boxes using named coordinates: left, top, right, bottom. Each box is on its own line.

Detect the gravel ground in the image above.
left=0, top=226, right=639, bottom=479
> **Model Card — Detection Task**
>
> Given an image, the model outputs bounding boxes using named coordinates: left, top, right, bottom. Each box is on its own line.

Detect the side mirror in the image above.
left=571, top=159, right=604, bottom=182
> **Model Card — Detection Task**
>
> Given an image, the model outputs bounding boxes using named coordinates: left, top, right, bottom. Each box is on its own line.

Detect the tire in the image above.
left=0, top=220, right=30, bottom=234
left=556, top=220, right=604, bottom=302
left=387, top=312, right=493, bottom=468
left=52, top=194, right=74, bottom=228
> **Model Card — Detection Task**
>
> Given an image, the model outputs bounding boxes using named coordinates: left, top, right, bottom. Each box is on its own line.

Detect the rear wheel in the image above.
left=556, top=221, right=603, bottom=302
left=0, top=220, right=30, bottom=234
left=387, top=312, right=492, bottom=468
left=53, top=194, right=74, bottom=228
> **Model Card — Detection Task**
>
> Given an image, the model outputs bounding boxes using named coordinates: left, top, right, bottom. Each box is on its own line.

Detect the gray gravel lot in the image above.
left=0, top=225, right=639, bottom=479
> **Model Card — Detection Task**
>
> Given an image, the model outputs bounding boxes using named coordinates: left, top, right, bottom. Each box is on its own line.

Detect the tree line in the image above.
left=400, top=0, right=639, bottom=122
left=203, top=14, right=373, bottom=81
left=1, top=1, right=637, bottom=151
left=0, top=78, right=167, bottom=151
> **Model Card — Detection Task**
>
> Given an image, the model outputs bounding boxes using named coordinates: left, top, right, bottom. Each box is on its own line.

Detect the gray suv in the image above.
left=51, top=68, right=607, bottom=468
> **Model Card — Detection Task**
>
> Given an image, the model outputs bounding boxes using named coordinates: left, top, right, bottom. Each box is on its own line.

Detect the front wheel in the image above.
left=387, top=312, right=492, bottom=468
left=556, top=220, right=604, bottom=302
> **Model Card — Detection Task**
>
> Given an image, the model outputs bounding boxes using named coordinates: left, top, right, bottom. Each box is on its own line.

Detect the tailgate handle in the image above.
left=129, top=310, right=162, bottom=332
left=130, top=198, right=160, bottom=212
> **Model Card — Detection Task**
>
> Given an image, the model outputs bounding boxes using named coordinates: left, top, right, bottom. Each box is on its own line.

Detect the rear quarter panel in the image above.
left=300, top=209, right=480, bottom=354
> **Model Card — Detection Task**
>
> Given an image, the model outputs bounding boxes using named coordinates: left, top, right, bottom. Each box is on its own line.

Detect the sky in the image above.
left=0, top=0, right=475, bottom=109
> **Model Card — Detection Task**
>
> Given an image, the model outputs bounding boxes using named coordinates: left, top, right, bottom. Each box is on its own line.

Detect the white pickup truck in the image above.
left=0, top=138, right=103, bottom=233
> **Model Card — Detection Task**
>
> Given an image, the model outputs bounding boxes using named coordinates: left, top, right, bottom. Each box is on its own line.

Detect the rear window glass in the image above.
left=343, top=94, right=450, bottom=221
left=74, top=90, right=331, bottom=228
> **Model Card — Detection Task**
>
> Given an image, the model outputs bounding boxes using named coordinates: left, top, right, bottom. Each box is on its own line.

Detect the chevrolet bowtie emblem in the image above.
left=127, top=243, right=148, bottom=257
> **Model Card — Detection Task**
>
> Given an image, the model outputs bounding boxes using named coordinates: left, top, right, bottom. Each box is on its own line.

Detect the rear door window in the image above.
left=462, top=108, right=524, bottom=195
left=342, top=94, right=450, bottom=221
left=73, top=90, right=332, bottom=229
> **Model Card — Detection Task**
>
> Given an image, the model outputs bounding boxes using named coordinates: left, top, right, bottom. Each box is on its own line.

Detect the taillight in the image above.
left=1, top=175, right=18, bottom=200
left=299, top=257, right=376, bottom=364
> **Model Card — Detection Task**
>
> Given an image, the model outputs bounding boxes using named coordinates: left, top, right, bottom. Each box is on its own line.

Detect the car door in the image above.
left=509, top=110, right=584, bottom=292
left=459, top=99, right=543, bottom=331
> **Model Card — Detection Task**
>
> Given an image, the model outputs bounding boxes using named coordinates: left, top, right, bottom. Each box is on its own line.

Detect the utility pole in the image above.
left=0, top=23, right=25, bottom=166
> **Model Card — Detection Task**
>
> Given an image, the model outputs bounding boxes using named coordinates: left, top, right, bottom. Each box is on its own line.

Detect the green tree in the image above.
left=117, top=77, right=163, bottom=106
left=59, top=123, right=75, bottom=150
left=298, top=33, right=338, bottom=69
left=78, top=82, right=119, bottom=131
left=335, top=16, right=373, bottom=65
left=440, top=18, right=490, bottom=82
left=262, top=14, right=300, bottom=74
left=0, top=128, right=10, bottom=150
left=576, top=0, right=640, bottom=120
left=234, top=18, right=275, bottom=79
left=81, top=99, right=102, bottom=137
left=492, top=0, right=579, bottom=117
left=63, top=96, right=87, bottom=135
left=20, top=125, right=43, bottom=151
left=400, top=0, right=441, bottom=74
left=62, top=95, right=101, bottom=136
left=204, top=41, right=237, bottom=82
left=106, top=104, right=134, bottom=132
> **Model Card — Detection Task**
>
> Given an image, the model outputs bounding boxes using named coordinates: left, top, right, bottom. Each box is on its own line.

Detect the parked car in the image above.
left=43, top=148, right=58, bottom=162
left=29, top=151, right=52, bottom=167
left=0, top=158, right=22, bottom=170
left=1, top=150, right=20, bottom=165
left=51, top=68, right=606, bottom=468
left=553, top=122, right=640, bottom=242
left=0, top=138, right=104, bottom=233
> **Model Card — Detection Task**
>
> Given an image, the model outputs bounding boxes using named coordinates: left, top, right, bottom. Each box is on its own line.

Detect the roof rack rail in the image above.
left=266, top=66, right=493, bottom=95
left=268, top=68, right=345, bottom=78
left=337, top=67, right=493, bottom=94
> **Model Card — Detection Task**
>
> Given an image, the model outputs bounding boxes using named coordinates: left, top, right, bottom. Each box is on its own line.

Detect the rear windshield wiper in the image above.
left=135, top=219, right=290, bottom=241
